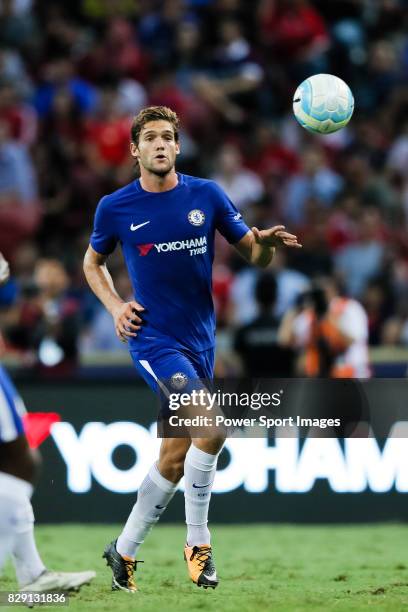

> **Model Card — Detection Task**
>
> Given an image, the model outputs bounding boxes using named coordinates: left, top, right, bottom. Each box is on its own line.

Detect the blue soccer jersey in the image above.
left=0, top=366, right=26, bottom=443
left=90, top=173, right=249, bottom=353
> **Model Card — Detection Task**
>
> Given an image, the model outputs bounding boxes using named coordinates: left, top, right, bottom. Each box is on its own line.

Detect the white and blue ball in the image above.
left=293, top=73, right=354, bottom=134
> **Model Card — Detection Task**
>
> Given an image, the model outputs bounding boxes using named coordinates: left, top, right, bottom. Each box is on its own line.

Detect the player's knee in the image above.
left=193, top=435, right=225, bottom=455
left=0, top=435, right=41, bottom=485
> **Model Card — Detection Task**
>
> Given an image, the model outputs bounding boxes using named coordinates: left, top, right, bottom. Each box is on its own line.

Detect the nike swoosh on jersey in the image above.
left=130, top=221, right=150, bottom=231
left=192, top=482, right=211, bottom=488
left=155, top=504, right=166, bottom=509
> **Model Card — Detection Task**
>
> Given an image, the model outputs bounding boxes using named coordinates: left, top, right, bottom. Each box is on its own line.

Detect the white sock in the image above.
left=184, top=445, right=219, bottom=547
left=0, top=472, right=33, bottom=573
left=116, top=463, right=178, bottom=560
left=12, top=500, right=46, bottom=587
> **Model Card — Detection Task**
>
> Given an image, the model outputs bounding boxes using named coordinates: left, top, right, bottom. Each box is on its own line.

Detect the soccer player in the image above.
left=83, top=106, right=301, bottom=592
left=0, top=252, right=95, bottom=592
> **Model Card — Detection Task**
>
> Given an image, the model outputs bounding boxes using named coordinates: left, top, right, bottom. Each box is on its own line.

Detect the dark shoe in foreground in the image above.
left=184, top=544, right=219, bottom=589
left=103, top=540, right=143, bottom=593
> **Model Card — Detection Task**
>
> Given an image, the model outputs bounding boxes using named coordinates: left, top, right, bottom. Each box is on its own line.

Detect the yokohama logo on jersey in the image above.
left=137, top=236, right=207, bottom=256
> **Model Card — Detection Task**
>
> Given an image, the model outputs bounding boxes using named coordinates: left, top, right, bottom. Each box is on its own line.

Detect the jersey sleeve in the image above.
left=212, top=182, right=250, bottom=244
left=90, top=196, right=118, bottom=255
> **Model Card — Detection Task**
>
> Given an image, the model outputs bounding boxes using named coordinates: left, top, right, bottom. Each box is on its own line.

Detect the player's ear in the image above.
left=130, top=141, right=139, bottom=160
left=176, top=141, right=180, bottom=155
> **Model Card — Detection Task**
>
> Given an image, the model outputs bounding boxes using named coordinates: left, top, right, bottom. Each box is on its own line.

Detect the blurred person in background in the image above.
left=362, top=278, right=394, bottom=346
left=258, top=0, right=330, bottom=79
left=234, top=271, right=295, bottom=377
left=211, top=143, right=265, bottom=211
left=0, top=81, right=37, bottom=146
left=334, top=207, right=387, bottom=298
left=284, top=145, right=343, bottom=227
left=33, top=55, right=98, bottom=120
left=83, top=82, right=133, bottom=190
left=231, top=248, right=309, bottom=324
left=80, top=266, right=132, bottom=354
left=1, top=258, right=81, bottom=373
left=340, top=152, right=400, bottom=223
left=0, top=0, right=39, bottom=52
left=192, top=18, right=264, bottom=124
left=244, top=122, right=299, bottom=180
left=0, top=118, right=41, bottom=262
left=279, top=276, right=370, bottom=378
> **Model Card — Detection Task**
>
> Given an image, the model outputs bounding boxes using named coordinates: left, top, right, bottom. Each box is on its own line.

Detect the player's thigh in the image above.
left=195, top=348, right=215, bottom=381
left=130, top=347, right=202, bottom=396
left=0, top=435, right=41, bottom=484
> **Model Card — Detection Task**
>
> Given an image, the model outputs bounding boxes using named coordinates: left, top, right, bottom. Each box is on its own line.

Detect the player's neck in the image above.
left=139, top=169, right=179, bottom=193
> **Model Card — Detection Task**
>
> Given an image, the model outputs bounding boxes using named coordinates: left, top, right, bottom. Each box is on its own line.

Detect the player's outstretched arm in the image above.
left=83, top=245, right=144, bottom=342
left=234, top=225, right=302, bottom=268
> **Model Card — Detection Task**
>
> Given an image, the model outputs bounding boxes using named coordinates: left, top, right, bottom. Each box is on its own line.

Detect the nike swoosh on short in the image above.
left=155, top=504, right=166, bottom=509
left=192, top=483, right=211, bottom=488
left=130, top=221, right=150, bottom=231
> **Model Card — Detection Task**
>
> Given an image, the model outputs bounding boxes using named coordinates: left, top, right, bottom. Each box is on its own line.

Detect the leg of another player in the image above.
left=0, top=436, right=39, bottom=575
left=1, top=435, right=96, bottom=592
left=116, top=437, right=190, bottom=560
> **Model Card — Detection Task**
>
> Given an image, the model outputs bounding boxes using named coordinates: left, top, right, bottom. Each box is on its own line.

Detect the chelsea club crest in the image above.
left=188, top=209, right=205, bottom=226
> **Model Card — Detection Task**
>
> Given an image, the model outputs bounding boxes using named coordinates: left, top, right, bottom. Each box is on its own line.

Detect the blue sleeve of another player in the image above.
left=212, top=182, right=250, bottom=244
left=90, top=196, right=118, bottom=255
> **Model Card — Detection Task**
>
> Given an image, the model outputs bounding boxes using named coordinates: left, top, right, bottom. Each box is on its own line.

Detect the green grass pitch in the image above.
left=1, top=524, right=408, bottom=611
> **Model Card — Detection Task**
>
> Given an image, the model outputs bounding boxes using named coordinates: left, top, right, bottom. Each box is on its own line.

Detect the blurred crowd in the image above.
left=0, top=0, right=408, bottom=374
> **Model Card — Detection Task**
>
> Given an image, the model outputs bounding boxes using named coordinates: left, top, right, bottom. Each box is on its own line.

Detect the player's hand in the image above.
left=0, top=252, right=10, bottom=286
left=112, top=300, right=145, bottom=343
left=252, top=225, right=302, bottom=249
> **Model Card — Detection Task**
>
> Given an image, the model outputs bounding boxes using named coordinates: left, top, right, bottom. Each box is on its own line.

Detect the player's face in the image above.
left=131, top=120, right=180, bottom=177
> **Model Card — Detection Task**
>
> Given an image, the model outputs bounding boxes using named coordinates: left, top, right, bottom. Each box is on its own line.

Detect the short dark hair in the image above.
left=255, top=272, right=277, bottom=308
left=131, top=106, right=180, bottom=145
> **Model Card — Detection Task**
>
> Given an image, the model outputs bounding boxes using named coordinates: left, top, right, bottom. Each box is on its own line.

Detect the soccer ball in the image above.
left=293, top=74, right=354, bottom=134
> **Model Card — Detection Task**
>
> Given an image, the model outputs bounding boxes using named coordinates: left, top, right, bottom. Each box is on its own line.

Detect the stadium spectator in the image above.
left=83, top=84, right=133, bottom=188
left=283, top=145, right=343, bottom=227
left=234, top=271, right=295, bottom=376
left=192, top=19, right=263, bottom=124
left=230, top=249, right=309, bottom=324
left=2, top=259, right=81, bottom=372
left=0, top=82, right=37, bottom=145
left=278, top=277, right=370, bottom=377
left=0, top=119, right=40, bottom=262
left=334, top=208, right=387, bottom=298
left=33, top=56, right=98, bottom=119
left=258, top=0, right=330, bottom=79
left=0, top=0, right=39, bottom=51
left=80, top=268, right=132, bottom=354
left=211, top=143, right=265, bottom=211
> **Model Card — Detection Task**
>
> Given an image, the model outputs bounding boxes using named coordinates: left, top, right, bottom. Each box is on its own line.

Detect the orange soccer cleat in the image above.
left=184, top=544, right=219, bottom=589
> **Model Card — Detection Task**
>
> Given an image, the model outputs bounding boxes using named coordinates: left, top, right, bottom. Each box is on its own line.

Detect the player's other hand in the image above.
left=252, top=225, right=302, bottom=249
left=0, top=252, right=10, bottom=286
left=112, top=300, right=145, bottom=343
